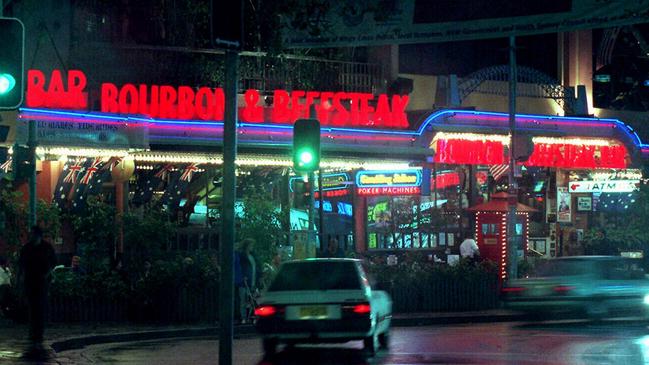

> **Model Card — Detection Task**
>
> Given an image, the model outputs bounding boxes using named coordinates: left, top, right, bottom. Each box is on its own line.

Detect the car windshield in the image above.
left=268, top=261, right=363, bottom=291
left=533, top=259, right=595, bottom=277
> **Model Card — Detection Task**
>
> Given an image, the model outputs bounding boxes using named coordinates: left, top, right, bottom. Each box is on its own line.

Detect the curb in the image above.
left=392, top=313, right=525, bottom=327
left=50, top=313, right=522, bottom=353
left=50, top=325, right=257, bottom=353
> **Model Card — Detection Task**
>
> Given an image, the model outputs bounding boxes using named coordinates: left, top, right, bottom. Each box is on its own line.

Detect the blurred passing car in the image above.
left=503, top=256, right=649, bottom=319
left=254, top=258, right=392, bottom=356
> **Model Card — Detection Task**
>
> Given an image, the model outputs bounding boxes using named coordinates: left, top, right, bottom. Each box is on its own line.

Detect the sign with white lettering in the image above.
left=569, top=180, right=639, bottom=193
left=16, top=119, right=148, bottom=149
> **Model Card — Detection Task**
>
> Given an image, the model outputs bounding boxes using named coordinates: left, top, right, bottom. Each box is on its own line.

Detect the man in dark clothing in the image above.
left=234, top=238, right=257, bottom=323
left=322, top=238, right=345, bottom=258
left=18, top=226, right=56, bottom=343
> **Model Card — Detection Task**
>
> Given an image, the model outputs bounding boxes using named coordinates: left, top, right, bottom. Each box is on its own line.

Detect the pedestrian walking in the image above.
left=18, top=226, right=56, bottom=343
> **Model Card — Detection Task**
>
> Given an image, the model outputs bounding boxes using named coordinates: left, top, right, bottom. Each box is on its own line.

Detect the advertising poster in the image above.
left=557, top=187, right=572, bottom=223
left=577, top=197, right=592, bottom=211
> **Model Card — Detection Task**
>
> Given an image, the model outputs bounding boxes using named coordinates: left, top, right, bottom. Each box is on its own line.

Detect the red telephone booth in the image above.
left=467, top=192, right=536, bottom=281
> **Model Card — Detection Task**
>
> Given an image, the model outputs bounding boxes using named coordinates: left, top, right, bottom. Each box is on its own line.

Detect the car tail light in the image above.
left=254, top=305, right=277, bottom=317
left=553, top=285, right=575, bottom=293
left=352, top=303, right=371, bottom=314
left=502, top=287, right=526, bottom=293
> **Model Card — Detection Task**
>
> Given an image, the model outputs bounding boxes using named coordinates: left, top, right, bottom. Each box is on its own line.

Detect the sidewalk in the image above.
left=0, top=310, right=523, bottom=364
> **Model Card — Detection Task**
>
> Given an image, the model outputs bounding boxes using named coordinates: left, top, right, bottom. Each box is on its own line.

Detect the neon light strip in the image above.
left=19, top=107, right=649, bottom=148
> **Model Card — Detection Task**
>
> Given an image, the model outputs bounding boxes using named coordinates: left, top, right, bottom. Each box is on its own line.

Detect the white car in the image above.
left=254, top=258, right=392, bottom=355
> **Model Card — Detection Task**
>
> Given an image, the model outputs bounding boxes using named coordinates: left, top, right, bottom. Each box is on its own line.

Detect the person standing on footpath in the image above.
left=234, top=238, right=257, bottom=324
left=459, top=236, right=480, bottom=264
left=18, top=226, right=56, bottom=343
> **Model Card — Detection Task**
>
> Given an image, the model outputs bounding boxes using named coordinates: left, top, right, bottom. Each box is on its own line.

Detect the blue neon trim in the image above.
left=20, top=108, right=128, bottom=121
left=19, top=107, right=649, bottom=149
left=355, top=169, right=422, bottom=188
left=150, top=119, right=223, bottom=126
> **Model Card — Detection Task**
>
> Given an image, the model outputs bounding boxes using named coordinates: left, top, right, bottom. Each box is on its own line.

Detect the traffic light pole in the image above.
left=507, top=36, right=518, bottom=281
left=318, top=169, right=325, bottom=250
left=219, top=50, right=238, bottom=365
left=28, top=120, right=36, bottom=227
left=308, top=171, right=316, bottom=254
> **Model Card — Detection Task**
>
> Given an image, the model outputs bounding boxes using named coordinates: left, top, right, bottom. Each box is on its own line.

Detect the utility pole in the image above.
left=308, top=170, right=316, bottom=255
left=318, top=169, right=325, bottom=248
left=28, top=120, right=36, bottom=227
left=219, top=50, right=238, bottom=365
left=507, top=36, right=518, bottom=281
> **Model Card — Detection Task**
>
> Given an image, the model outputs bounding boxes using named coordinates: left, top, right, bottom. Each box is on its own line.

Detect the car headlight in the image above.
left=643, top=294, right=649, bottom=305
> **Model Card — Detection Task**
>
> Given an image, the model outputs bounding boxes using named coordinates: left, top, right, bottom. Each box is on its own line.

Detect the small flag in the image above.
left=0, top=158, right=11, bottom=173
left=489, top=164, right=510, bottom=181
left=161, top=164, right=202, bottom=211
left=72, top=157, right=106, bottom=211
left=132, top=164, right=173, bottom=206
left=53, top=159, right=84, bottom=210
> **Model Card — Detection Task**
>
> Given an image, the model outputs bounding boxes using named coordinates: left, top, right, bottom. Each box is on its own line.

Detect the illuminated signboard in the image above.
left=26, top=70, right=409, bottom=128
left=433, top=138, right=505, bottom=165
left=568, top=180, right=639, bottom=193
left=289, top=172, right=350, bottom=192
left=315, top=189, right=349, bottom=198
left=431, top=133, right=628, bottom=169
left=356, top=169, right=422, bottom=196
left=526, top=143, right=627, bottom=169
left=434, top=171, right=460, bottom=190
left=314, top=200, right=353, bottom=216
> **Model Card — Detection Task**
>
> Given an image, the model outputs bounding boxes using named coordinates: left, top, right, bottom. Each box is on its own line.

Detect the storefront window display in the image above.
left=366, top=195, right=459, bottom=250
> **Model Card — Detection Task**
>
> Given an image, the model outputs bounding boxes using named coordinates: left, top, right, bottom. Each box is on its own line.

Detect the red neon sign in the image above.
left=525, top=143, right=627, bottom=169
left=432, top=138, right=628, bottom=169
left=26, top=70, right=88, bottom=109
left=434, top=139, right=505, bottom=165
left=314, top=189, right=349, bottom=198
left=434, top=172, right=460, bottom=189
left=357, top=186, right=421, bottom=196
left=26, top=69, right=409, bottom=129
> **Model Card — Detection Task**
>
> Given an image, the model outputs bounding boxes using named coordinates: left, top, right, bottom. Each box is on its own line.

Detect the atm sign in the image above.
left=569, top=180, right=639, bottom=193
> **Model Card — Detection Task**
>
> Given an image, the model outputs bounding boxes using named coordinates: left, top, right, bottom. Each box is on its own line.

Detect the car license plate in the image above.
left=299, top=306, right=328, bottom=319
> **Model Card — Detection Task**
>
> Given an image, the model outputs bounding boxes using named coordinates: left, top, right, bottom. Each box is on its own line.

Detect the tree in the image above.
left=237, top=193, right=288, bottom=267
left=583, top=168, right=649, bottom=255
left=70, top=197, right=116, bottom=273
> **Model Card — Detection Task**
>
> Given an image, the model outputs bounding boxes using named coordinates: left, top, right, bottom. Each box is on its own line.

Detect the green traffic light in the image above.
left=0, top=73, right=16, bottom=94
left=299, top=150, right=314, bottom=165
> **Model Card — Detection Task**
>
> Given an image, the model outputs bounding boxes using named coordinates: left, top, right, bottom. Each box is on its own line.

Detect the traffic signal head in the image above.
left=293, top=118, right=320, bottom=172
left=0, top=18, right=25, bottom=110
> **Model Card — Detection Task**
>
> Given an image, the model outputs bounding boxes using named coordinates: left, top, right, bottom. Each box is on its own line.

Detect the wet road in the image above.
left=60, top=321, right=649, bottom=364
